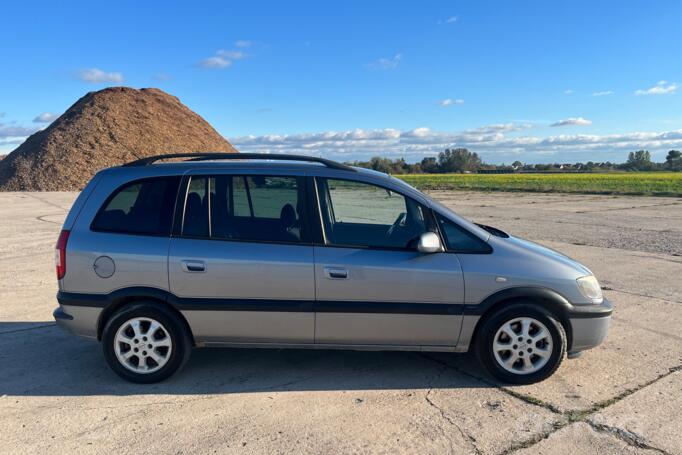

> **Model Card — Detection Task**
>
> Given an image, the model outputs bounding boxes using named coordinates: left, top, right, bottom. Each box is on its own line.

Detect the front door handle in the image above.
left=324, top=266, right=348, bottom=279
left=181, top=260, right=206, bottom=273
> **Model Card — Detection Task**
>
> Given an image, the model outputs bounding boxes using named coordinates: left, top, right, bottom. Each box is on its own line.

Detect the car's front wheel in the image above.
left=102, top=303, right=191, bottom=383
left=475, top=303, right=566, bottom=384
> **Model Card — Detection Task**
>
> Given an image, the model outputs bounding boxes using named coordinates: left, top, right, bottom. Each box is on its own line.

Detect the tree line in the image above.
left=347, top=149, right=682, bottom=174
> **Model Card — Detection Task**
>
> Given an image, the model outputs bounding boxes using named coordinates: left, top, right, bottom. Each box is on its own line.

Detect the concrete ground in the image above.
left=0, top=191, right=680, bottom=454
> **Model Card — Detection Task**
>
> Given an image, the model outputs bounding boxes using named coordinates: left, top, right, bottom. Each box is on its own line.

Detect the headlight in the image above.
left=576, top=275, right=603, bottom=303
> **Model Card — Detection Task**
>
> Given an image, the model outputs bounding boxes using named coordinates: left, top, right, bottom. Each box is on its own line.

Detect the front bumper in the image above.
left=567, top=298, right=612, bottom=352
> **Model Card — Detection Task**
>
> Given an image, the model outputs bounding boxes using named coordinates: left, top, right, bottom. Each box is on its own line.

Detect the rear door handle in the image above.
left=324, top=266, right=348, bottom=279
left=181, top=260, right=206, bottom=273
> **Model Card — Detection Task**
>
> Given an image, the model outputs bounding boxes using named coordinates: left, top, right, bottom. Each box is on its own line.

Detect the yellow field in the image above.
left=397, top=172, right=682, bottom=196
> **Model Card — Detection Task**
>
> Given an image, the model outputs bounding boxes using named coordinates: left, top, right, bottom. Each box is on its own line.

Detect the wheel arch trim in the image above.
left=58, top=287, right=193, bottom=343
left=463, top=287, right=575, bottom=351
left=465, top=287, right=573, bottom=316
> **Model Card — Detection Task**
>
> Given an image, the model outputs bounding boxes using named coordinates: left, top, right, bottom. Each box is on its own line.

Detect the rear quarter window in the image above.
left=92, top=176, right=180, bottom=236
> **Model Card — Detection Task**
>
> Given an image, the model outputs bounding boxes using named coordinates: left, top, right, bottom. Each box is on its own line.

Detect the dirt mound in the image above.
left=0, top=87, right=237, bottom=191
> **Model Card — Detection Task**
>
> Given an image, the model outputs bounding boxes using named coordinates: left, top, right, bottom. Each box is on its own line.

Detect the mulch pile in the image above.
left=0, top=87, right=238, bottom=191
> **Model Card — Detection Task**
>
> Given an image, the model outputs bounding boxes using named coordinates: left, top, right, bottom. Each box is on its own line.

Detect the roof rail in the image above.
left=122, top=152, right=356, bottom=171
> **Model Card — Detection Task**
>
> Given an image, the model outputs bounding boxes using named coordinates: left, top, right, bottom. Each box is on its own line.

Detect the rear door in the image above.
left=313, top=177, right=465, bottom=347
left=168, top=170, right=315, bottom=344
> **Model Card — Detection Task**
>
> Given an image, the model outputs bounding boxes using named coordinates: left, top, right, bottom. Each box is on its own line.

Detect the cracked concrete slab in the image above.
left=590, top=370, right=682, bottom=455
left=514, top=422, right=662, bottom=455
left=423, top=385, right=559, bottom=454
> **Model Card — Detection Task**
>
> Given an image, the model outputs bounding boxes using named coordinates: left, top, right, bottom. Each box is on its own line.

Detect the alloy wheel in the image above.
left=114, top=317, right=173, bottom=374
left=492, top=317, right=553, bottom=375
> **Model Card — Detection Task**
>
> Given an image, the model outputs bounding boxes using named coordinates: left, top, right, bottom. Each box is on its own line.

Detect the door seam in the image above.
left=312, top=244, right=317, bottom=343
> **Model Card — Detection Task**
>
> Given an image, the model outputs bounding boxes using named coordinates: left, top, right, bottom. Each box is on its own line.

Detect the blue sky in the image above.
left=1, top=0, right=680, bottom=163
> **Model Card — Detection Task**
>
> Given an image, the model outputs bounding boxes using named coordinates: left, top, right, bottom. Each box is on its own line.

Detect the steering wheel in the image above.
left=386, top=212, right=408, bottom=239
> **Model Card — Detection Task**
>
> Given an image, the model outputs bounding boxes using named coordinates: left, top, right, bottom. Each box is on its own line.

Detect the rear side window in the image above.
left=92, top=177, right=180, bottom=236
left=180, top=175, right=307, bottom=244
left=435, top=213, right=492, bottom=253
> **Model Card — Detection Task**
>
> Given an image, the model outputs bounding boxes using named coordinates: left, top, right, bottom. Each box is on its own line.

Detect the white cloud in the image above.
left=33, top=112, right=58, bottom=123
left=235, top=40, right=252, bottom=48
left=198, top=56, right=232, bottom=69
left=462, top=123, right=533, bottom=135
left=230, top=126, right=682, bottom=163
left=0, top=123, right=40, bottom=139
left=438, top=16, right=458, bottom=24
left=1, top=137, right=25, bottom=146
left=404, top=127, right=432, bottom=138
left=564, top=89, right=574, bottom=95
left=77, top=68, right=124, bottom=83
left=592, top=91, right=614, bottom=97
left=635, top=80, right=678, bottom=96
left=365, top=54, right=402, bottom=71
left=217, top=50, right=247, bottom=60
left=198, top=49, right=248, bottom=69
left=439, top=98, right=464, bottom=107
left=550, top=117, right=592, bottom=127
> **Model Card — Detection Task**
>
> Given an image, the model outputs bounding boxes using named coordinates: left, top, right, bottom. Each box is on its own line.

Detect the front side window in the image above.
left=317, top=178, right=428, bottom=249
left=180, top=175, right=306, bottom=244
left=92, top=177, right=180, bottom=236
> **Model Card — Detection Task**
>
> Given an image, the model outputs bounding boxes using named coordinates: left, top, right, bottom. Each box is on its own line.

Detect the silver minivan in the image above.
left=54, top=153, right=612, bottom=384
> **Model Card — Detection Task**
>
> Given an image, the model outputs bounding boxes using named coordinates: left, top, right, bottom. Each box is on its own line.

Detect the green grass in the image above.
left=396, top=172, right=682, bottom=196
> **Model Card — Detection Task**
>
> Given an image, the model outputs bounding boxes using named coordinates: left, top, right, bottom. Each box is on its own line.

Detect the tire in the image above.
left=102, top=302, right=192, bottom=383
left=475, top=303, right=566, bottom=384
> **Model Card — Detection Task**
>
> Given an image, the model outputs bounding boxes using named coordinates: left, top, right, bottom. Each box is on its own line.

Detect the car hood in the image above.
left=502, top=235, right=594, bottom=277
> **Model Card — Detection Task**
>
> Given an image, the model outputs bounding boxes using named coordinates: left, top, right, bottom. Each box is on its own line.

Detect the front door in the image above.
left=168, top=172, right=315, bottom=344
left=313, top=178, right=465, bottom=347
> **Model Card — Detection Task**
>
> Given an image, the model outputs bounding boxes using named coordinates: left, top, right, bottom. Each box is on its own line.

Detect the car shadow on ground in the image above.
left=0, top=322, right=497, bottom=396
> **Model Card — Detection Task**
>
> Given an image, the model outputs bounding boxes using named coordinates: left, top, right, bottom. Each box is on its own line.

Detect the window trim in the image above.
left=173, top=173, right=315, bottom=246
left=90, top=176, right=182, bottom=238
left=172, top=174, right=190, bottom=236
left=178, top=175, right=213, bottom=238
left=306, top=176, right=325, bottom=244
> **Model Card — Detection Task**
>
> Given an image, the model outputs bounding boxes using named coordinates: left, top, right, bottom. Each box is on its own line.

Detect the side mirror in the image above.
left=417, top=231, right=443, bottom=254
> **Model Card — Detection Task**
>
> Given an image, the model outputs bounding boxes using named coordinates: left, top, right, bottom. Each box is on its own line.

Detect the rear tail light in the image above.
left=55, top=230, right=70, bottom=280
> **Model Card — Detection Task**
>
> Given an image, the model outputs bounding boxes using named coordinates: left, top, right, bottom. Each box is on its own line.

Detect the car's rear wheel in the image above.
left=102, top=303, right=191, bottom=383
left=475, top=303, right=566, bottom=384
